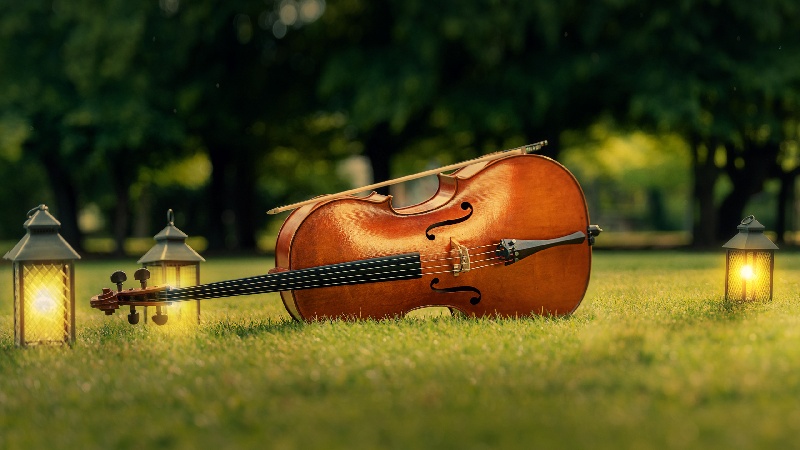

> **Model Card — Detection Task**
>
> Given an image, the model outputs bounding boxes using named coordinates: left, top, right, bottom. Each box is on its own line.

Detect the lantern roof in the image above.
left=137, top=209, right=205, bottom=264
left=722, top=215, right=779, bottom=250
left=3, top=204, right=81, bottom=262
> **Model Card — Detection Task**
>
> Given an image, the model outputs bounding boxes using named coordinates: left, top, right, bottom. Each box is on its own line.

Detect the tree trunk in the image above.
left=715, top=144, right=771, bottom=242
left=41, top=159, right=84, bottom=254
left=716, top=183, right=754, bottom=242
left=233, top=146, right=257, bottom=250
left=364, top=123, right=396, bottom=195
left=207, top=144, right=231, bottom=251
left=111, top=170, right=130, bottom=257
left=647, top=188, right=667, bottom=230
left=691, top=139, right=718, bottom=247
left=775, top=170, right=797, bottom=244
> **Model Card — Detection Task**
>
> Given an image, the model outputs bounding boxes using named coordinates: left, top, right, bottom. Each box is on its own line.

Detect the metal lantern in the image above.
left=722, top=215, right=778, bottom=302
left=3, top=205, right=81, bottom=346
left=138, top=209, right=204, bottom=325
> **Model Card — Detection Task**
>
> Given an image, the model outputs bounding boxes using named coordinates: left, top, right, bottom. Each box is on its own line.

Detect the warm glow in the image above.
left=740, top=264, right=754, bottom=281
left=147, top=263, right=199, bottom=330
left=726, top=249, right=773, bottom=302
left=22, top=264, right=69, bottom=344
left=32, top=287, right=58, bottom=314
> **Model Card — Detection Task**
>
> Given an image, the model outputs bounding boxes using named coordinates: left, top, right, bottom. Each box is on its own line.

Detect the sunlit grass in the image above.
left=2, top=251, right=800, bottom=449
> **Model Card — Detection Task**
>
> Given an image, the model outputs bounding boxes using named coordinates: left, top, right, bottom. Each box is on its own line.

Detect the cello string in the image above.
left=170, top=257, right=424, bottom=298
left=419, top=253, right=504, bottom=272
left=296, top=242, right=498, bottom=265
left=418, top=243, right=498, bottom=263
left=171, top=241, right=505, bottom=298
left=169, top=254, right=440, bottom=299
left=418, top=248, right=502, bottom=267
left=422, top=260, right=506, bottom=276
left=145, top=234, right=531, bottom=303
left=160, top=258, right=507, bottom=302
left=160, top=270, right=429, bottom=301
left=160, top=250, right=507, bottom=302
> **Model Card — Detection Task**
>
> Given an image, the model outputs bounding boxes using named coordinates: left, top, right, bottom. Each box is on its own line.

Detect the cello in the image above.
left=90, top=143, right=601, bottom=323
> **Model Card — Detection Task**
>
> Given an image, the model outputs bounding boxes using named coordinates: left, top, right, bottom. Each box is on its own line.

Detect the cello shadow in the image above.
left=204, top=317, right=305, bottom=338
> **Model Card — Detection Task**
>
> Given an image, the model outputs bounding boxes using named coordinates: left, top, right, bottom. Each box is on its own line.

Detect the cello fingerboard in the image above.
left=161, top=253, right=423, bottom=302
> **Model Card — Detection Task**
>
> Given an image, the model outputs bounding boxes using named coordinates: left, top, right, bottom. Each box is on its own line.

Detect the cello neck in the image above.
left=159, top=253, right=423, bottom=302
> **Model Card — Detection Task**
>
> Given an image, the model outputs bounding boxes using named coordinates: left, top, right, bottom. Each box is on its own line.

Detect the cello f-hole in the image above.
left=430, top=277, right=482, bottom=305
left=425, top=202, right=473, bottom=240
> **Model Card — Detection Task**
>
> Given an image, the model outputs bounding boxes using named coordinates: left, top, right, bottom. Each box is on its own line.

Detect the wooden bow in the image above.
left=267, top=141, right=547, bottom=215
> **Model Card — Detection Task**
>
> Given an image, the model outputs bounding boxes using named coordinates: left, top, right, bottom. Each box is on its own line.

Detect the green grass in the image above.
left=2, top=251, right=800, bottom=449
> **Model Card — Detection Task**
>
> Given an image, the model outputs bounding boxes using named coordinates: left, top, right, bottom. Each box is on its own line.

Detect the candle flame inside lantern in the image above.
left=740, top=264, right=755, bottom=281
left=146, top=263, right=199, bottom=330
left=32, top=287, right=58, bottom=314
left=22, top=263, right=70, bottom=344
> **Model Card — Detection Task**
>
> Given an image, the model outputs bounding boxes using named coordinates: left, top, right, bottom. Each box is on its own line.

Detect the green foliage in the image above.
left=562, top=122, right=691, bottom=230
left=4, top=253, right=800, bottom=448
left=318, top=0, right=617, bottom=148
left=617, top=0, right=800, bottom=142
left=0, top=115, right=28, bottom=161
left=0, top=0, right=342, bottom=246
left=315, top=0, right=800, bottom=242
left=0, top=160, right=53, bottom=238
left=2, top=0, right=800, bottom=246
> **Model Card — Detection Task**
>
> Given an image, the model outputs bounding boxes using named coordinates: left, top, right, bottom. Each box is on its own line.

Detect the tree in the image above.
left=167, top=0, right=335, bottom=249
left=316, top=0, right=640, bottom=192
left=4, top=0, right=799, bottom=250
left=317, top=0, right=800, bottom=246
left=0, top=0, right=338, bottom=251
left=610, top=0, right=800, bottom=244
left=0, top=0, right=186, bottom=252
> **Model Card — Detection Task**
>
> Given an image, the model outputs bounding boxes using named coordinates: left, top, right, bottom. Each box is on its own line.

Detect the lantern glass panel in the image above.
left=16, top=262, right=72, bottom=345
left=146, top=262, right=199, bottom=325
left=726, top=249, right=773, bottom=301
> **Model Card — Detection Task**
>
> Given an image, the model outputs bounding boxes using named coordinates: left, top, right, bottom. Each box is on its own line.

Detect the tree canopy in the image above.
left=1, top=0, right=799, bottom=250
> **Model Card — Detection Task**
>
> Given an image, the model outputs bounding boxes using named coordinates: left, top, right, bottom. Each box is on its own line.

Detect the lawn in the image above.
left=1, top=250, right=800, bottom=449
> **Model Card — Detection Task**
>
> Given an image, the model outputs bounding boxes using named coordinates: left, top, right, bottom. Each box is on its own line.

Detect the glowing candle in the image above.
left=740, top=264, right=754, bottom=281
left=138, top=209, right=204, bottom=327
left=4, top=205, right=80, bottom=346
left=723, top=216, right=777, bottom=302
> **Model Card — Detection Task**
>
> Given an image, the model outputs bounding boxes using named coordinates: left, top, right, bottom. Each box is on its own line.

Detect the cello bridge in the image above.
left=451, top=239, right=471, bottom=276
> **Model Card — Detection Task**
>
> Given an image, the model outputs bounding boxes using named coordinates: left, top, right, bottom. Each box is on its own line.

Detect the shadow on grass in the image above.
left=715, top=298, right=752, bottom=317
left=202, top=311, right=582, bottom=339
left=204, top=317, right=304, bottom=338
left=679, top=297, right=764, bottom=326
left=0, top=312, right=584, bottom=355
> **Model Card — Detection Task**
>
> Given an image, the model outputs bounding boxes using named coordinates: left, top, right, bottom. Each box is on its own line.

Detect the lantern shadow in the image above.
left=708, top=297, right=764, bottom=322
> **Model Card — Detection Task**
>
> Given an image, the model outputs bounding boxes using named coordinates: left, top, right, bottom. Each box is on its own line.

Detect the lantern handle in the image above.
left=167, top=209, right=175, bottom=225
left=741, top=215, right=755, bottom=225
left=27, top=204, right=47, bottom=218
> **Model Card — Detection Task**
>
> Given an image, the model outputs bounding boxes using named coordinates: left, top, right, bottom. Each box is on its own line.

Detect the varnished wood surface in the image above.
left=274, top=154, right=592, bottom=321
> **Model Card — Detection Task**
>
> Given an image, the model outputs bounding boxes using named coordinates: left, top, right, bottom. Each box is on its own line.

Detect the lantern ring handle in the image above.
left=741, top=215, right=755, bottom=225
left=27, top=204, right=47, bottom=218
left=167, top=209, right=175, bottom=225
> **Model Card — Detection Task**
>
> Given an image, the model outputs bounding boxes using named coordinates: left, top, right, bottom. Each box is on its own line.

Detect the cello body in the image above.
left=274, top=153, right=593, bottom=320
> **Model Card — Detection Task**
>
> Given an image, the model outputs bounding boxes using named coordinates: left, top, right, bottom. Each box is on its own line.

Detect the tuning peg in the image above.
left=133, top=268, right=151, bottom=289
left=128, top=306, right=140, bottom=325
left=110, top=270, right=127, bottom=292
left=152, top=305, right=169, bottom=326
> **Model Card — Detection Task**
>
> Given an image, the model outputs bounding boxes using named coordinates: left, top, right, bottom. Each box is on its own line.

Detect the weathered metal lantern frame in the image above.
left=3, top=205, right=81, bottom=346
left=722, top=216, right=777, bottom=302
left=138, top=209, right=204, bottom=324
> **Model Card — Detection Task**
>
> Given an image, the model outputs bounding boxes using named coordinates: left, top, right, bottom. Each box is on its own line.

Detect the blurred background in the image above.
left=0, top=0, right=798, bottom=255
